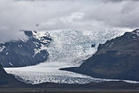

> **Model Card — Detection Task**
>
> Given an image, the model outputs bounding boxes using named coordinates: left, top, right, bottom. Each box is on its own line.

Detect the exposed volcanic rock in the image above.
left=0, top=64, right=8, bottom=84
left=0, top=31, right=52, bottom=67
left=61, top=29, right=139, bottom=81
left=0, top=64, right=28, bottom=87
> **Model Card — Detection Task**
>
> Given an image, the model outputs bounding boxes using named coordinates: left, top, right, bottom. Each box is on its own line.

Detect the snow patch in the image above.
left=31, top=31, right=51, bottom=57
left=133, top=29, right=139, bottom=36
left=32, top=31, right=51, bottom=43
left=9, top=62, right=13, bottom=66
left=0, top=46, right=5, bottom=52
left=6, top=52, right=8, bottom=55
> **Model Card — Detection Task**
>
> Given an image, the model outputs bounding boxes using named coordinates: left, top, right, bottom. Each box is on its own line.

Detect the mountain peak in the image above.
left=0, top=30, right=52, bottom=67
left=23, top=30, right=34, bottom=37
left=133, top=29, right=139, bottom=33
left=132, top=29, right=139, bottom=36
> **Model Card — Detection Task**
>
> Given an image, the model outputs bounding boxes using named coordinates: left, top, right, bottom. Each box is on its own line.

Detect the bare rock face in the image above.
left=0, top=31, right=52, bottom=67
left=0, top=64, right=9, bottom=85
left=0, top=64, right=30, bottom=87
left=0, top=64, right=7, bottom=77
left=62, top=29, right=139, bottom=81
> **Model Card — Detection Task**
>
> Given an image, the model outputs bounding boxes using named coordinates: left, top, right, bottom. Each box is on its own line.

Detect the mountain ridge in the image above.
left=0, top=30, right=52, bottom=67
left=61, top=29, right=139, bottom=81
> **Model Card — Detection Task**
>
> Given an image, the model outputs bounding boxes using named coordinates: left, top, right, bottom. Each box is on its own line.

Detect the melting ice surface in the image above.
left=5, top=29, right=136, bottom=84
left=5, top=62, right=101, bottom=84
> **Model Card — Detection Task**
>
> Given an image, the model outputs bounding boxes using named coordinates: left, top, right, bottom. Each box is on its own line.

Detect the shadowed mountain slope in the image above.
left=0, top=31, right=52, bottom=67
left=61, top=29, right=139, bottom=81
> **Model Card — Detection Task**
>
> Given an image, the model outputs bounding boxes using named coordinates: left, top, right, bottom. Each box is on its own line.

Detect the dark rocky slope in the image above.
left=61, top=29, right=139, bottom=81
left=0, top=31, right=52, bottom=67
left=0, top=64, right=31, bottom=88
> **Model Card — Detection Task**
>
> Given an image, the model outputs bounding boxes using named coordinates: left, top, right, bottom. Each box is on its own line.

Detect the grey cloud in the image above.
left=103, top=0, right=139, bottom=3
left=0, top=0, right=139, bottom=42
left=83, top=0, right=139, bottom=28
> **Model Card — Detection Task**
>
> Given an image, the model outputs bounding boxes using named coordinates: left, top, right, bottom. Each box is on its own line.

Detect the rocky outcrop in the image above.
left=0, top=64, right=27, bottom=87
left=0, top=31, right=52, bottom=67
left=62, top=29, right=139, bottom=81
left=0, top=64, right=8, bottom=84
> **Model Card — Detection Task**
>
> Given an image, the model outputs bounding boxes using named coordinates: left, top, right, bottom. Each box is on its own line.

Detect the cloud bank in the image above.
left=0, top=0, right=139, bottom=42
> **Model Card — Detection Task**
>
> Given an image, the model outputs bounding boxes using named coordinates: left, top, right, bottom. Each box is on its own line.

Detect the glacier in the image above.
left=5, top=28, right=135, bottom=84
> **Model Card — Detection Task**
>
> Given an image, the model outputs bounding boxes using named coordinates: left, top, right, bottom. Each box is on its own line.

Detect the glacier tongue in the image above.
left=5, top=28, right=131, bottom=84
left=5, top=62, right=102, bottom=84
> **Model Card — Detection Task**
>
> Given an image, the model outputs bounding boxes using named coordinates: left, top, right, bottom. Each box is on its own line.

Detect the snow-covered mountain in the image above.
left=0, top=31, right=52, bottom=67
left=5, top=29, right=131, bottom=84
left=62, top=29, right=139, bottom=81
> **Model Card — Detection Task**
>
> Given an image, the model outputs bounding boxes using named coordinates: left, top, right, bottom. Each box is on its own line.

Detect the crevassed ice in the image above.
left=5, top=28, right=132, bottom=84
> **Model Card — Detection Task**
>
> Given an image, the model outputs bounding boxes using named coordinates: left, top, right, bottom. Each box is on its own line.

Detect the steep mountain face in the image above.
left=0, top=64, right=8, bottom=84
left=62, top=29, right=139, bottom=81
left=0, top=64, right=26, bottom=87
left=0, top=31, right=52, bottom=67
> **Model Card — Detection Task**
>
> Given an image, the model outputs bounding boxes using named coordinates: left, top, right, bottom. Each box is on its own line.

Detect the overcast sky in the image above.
left=0, top=0, right=139, bottom=42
